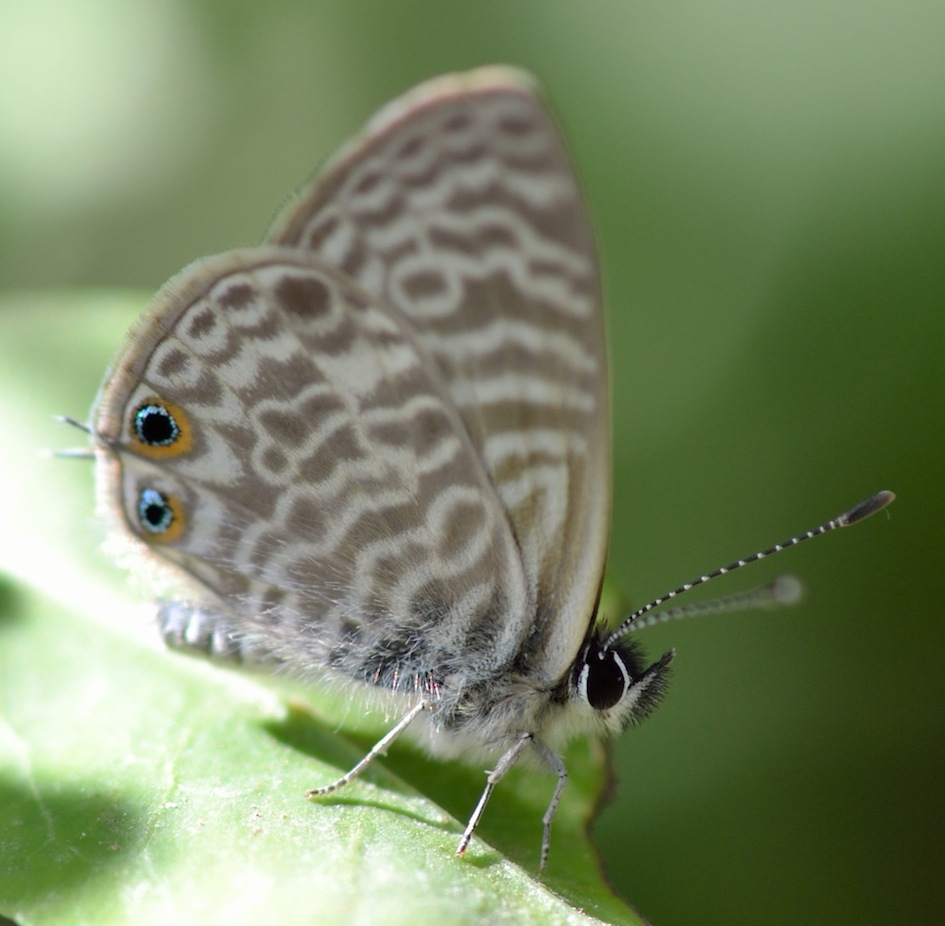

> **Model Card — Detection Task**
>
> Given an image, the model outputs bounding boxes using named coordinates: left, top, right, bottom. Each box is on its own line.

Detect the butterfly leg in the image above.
left=456, top=732, right=533, bottom=860
left=157, top=600, right=277, bottom=665
left=531, top=739, right=568, bottom=871
left=306, top=698, right=432, bottom=799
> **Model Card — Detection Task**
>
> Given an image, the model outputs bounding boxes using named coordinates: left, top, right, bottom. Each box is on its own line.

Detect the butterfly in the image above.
left=80, top=66, right=894, bottom=868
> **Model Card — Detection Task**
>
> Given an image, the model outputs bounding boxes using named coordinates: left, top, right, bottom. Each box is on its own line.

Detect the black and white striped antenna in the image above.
left=604, top=490, right=895, bottom=649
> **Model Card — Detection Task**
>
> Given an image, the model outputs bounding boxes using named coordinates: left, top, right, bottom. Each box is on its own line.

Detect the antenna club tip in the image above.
left=769, top=574, right=804, bottom=605
left=841, top=490, right=896, bottom=526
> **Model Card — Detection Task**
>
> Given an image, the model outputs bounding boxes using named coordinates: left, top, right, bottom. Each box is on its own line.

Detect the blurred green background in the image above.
left=1, top=2, right=942, bottom=924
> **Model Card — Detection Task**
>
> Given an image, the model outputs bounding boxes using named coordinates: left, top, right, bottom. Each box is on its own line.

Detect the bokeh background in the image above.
left=1, top=3, right=942, bottom=925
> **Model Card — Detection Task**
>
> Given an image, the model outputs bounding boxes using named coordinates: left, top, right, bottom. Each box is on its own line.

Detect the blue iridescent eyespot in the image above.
left=137, top=488, right=175, bottom=535
left=129, top=399, right=193, bottom=460
left=134, top=403, right=180, bottom=447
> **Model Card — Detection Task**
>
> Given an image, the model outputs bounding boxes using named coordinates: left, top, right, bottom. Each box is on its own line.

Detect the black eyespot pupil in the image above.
left=586, top=652, right=628, bottom=711
left=134, top=404, right=179, bottom=446
left=138, top=489, right=173, bottom=534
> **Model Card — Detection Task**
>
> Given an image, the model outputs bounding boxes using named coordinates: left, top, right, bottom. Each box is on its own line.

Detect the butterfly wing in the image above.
left=93, top=248, right=530, bottom=692
left=268, top=67, right=609, bottom=683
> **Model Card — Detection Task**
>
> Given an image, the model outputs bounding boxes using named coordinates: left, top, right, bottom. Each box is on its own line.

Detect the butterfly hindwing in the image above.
left=93, top=248, right=531, bottom=692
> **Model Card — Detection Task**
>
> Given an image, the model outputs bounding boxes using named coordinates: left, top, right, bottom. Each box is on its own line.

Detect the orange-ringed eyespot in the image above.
left=134, top=403, right=180, bottom=447
left=138, top=488, right=175, bottom=535
left=129, top=398, right=193, bottom=459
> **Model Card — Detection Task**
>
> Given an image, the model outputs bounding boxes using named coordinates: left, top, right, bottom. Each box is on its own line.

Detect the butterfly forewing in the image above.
left=269, top=67, right=609, bottom=681
left=93, top=248, right=531, bottom=690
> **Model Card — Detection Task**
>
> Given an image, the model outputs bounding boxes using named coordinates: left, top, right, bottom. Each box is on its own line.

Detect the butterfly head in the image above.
left=571, top=634, right=674, bottom=735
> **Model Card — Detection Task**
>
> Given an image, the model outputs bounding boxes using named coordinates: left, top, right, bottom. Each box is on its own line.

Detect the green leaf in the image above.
left=0, top=294, right=643, bottom=925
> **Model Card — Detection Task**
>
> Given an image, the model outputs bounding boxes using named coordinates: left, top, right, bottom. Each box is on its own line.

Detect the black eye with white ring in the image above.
left=577, top=643, right=630, bottom=711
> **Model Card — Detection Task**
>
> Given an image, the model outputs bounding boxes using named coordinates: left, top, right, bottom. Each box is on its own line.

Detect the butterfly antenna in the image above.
left=620, top=573, right=804, bottom=634
left=602, top=490, right=895, bottom=650
left=52, top=415, right=96, bottom=460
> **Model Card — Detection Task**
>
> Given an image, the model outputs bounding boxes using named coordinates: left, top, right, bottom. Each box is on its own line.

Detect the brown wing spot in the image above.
left=218, top=283, right=255, bottom=310
left=400, top=268, right=448, bottom=302
left=259, top=408, right=307, bottom=445
left=442, top=113, right=471, bottom=134
left=276, top=274, right=332, bottom=321
left=261, top=445, right=289, bottom=475
left=185, top=305, right=218, bottom=339
left=285, top=497, right=321, bottom=536
left=155, top=345, right=189, bottom=379
left=497, top=113, right=536, bottom=137
left=305, top=214, right=339, bottom=250
left=393, top=135, right=423, bottom=162
left=354, top=170, right=382, bottom=195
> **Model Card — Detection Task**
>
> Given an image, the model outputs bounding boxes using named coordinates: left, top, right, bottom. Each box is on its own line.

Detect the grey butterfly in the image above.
left=85, top=66, right=894, bottom=868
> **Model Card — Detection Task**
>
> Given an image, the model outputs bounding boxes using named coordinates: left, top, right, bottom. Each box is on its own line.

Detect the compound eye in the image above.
left=580, top=649, right=630, bottom=711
